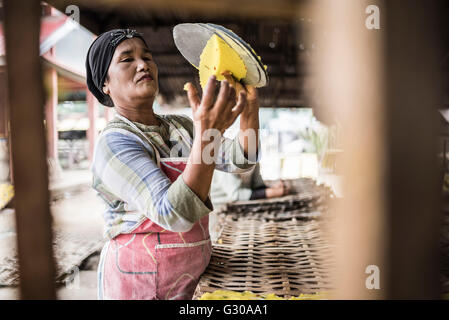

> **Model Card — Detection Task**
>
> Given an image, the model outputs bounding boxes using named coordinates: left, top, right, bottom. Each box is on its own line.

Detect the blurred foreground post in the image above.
left=313, top=0, right=442, bottom=298
left=3, top=0, right=56, bottom=299
left=384, top=0, right=442, bottom=299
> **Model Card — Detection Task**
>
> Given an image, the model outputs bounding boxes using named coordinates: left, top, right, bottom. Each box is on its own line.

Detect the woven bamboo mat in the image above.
left=193, top=216, right=334, bottom=299
left=194, top=178, right=334, bottom=299
left=220, top=179, right=334, bottom=221
left=272, top=177, right=332, bottom=196
left=215, top=215, right=331, bottom=249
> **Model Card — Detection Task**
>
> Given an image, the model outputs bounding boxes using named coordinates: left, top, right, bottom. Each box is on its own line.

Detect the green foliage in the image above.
left=299, top=126, right=329, bottom=160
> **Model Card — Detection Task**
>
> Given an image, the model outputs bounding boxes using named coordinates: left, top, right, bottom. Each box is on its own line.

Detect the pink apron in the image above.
left=98, top=116, right=212, bottom=300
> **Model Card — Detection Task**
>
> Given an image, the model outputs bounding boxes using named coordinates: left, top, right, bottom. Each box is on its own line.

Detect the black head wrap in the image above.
left=85, top=29, right=148, bottom=107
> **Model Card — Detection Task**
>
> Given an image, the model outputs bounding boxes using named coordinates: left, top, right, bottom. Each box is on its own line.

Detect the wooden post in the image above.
left=44, top=47, right=62, bottom=182
left=0, top=71, right=7, bottom=138
left=104, top=105, right=113, bottom=122
left=312, top=0, right=442, bottom=299
left=312, top=0, right=387, bottom=299
left=0, top=70, right=10, bottom=182
left=45, top=65, right=59, bottom=160
left=3, top=0, right=56, bottom=299
left=87, top=91, right=98, bottom=162
left=87, top=33, right=100, bottom=162
left=384, top=0, right=442, bottom=299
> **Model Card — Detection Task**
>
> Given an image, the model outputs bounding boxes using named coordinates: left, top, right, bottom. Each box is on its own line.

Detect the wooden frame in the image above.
left=3, top=0, right=56, bottom=299
left=1, top=0, right=443, bottom=300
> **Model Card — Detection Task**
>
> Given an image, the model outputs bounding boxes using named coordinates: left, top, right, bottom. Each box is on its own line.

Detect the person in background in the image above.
left=210, top=162, right=290, bottom=207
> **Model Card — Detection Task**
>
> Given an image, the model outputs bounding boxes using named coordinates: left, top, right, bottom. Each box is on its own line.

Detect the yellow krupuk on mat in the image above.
left=199, top=289, right=329, bottom=300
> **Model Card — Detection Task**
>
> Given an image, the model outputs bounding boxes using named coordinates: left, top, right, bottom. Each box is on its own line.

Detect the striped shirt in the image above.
left=91, top=113, right=257, bottom=240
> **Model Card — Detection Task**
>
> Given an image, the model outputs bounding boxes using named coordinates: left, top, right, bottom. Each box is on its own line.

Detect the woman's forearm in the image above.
left=239, top=109, right=260, bottom=159
left=182, top=75, right=251, bottom=202
left=183, top=109, right=259, bottom=202
left=182, top=135, right=217, bottom=202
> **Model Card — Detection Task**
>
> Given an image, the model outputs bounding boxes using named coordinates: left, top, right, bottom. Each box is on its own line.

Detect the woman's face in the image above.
left=103, top=37, right=159, bottom=107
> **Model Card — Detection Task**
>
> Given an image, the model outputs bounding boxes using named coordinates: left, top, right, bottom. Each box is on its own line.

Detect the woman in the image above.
left=85, top=29, right=260, bottom=300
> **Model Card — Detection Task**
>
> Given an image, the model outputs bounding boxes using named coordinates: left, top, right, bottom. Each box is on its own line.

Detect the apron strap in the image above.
left=164, top=116, right=193, bottom=148
left=114, top=114, right=161, bottom=168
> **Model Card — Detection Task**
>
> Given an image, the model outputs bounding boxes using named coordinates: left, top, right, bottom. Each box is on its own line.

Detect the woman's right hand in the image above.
left=182, top=76, right=248, bottom=202
left=185, top=75, right=247, bottom=134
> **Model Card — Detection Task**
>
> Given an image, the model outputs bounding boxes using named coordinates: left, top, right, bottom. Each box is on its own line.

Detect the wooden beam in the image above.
left=312, top=0, right=387, bottom=299
left=45, top=65, right=59, bottom=160
left=0, top=72, right=7, bottom=138
left=384, top=0, right=442, bottom=299
left=87, top=91, right=98, bottom=162
left=48, top=0, right=310, bottom=23
left=3, top=0, right=56, bottom=299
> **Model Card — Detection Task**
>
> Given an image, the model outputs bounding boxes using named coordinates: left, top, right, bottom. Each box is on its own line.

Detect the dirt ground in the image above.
left=0, top=169, right=225, bottom=300
left=0, top=170, right=105, bottom=300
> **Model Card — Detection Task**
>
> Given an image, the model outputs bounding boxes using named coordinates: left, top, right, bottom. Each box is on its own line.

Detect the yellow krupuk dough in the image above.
left=199, top=34, right=247, bottom=88
left=199, top=289, right=328, bottom=300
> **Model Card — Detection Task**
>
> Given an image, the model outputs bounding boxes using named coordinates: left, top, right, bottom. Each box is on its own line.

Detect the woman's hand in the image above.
left=221, top=71, right=259, bottom=116
left=185, top=75, right=247, bottom=134
left=220, top=71, right=260, bottom=161
left=182, top=75, right=248, bottom=202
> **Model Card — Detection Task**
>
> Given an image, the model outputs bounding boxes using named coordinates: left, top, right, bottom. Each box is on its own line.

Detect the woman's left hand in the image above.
left=221, top=71, right=259, bottom=115
left=221, top=71, right=260, bottom=161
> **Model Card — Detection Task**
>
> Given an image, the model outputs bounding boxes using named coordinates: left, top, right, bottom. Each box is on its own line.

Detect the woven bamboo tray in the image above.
left=218, top=179, right=334, bottom=221
left=193, top=217, right=334, bottom=299
left=214, top=216, right=331, bottom=249
left=270, top=177, right=332, bottom=196
left=216, top=194, right=331, bottom=223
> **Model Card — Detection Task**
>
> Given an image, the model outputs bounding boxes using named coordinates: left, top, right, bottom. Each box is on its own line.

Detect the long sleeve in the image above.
left=170, top=115, right=260, bottom=174
left=249, top=188, right=266, bottom=200
left=92, top=128, right=212, bottom=233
